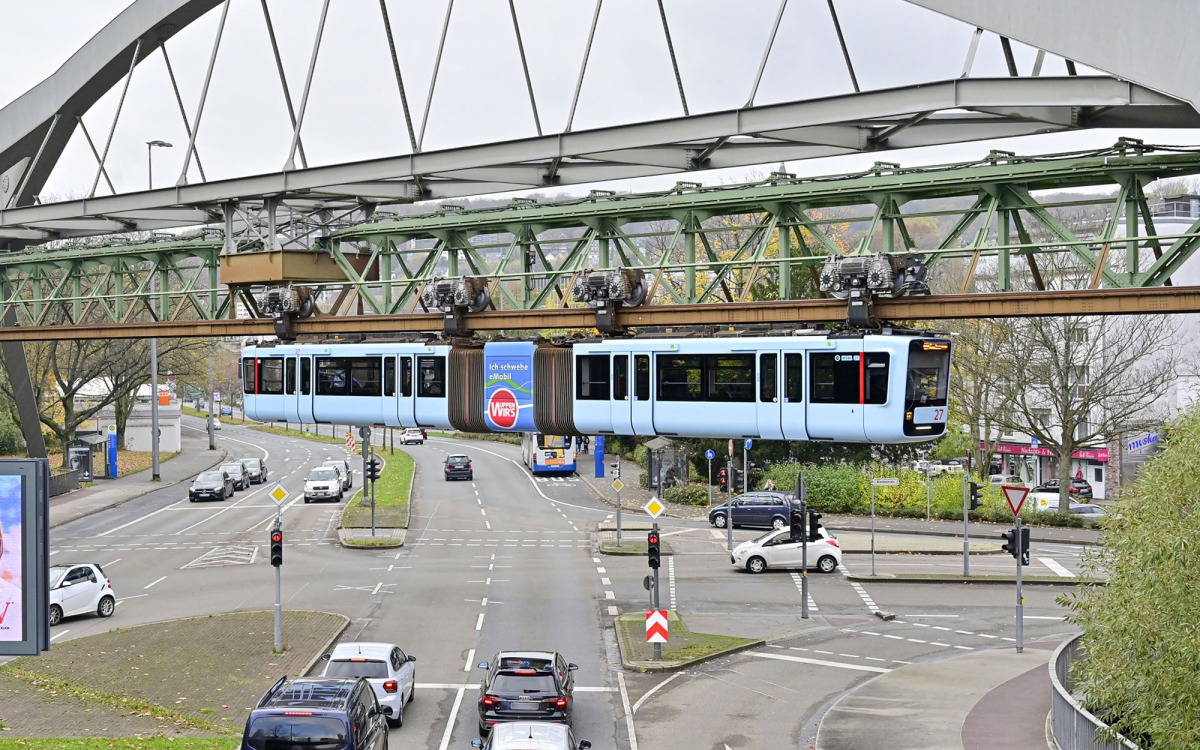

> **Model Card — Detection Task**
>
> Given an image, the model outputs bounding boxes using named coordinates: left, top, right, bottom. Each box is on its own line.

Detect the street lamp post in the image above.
left=147, top=140, right=172, bottom=481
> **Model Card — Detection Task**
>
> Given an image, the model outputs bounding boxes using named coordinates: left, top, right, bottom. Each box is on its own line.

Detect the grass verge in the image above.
left=339, top=448, right=415, bottom=529
left=615, top=611, right=759, bottom=667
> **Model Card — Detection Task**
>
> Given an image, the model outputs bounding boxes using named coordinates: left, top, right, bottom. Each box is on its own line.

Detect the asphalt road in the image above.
left=48, top=420, right=1084, bottom=749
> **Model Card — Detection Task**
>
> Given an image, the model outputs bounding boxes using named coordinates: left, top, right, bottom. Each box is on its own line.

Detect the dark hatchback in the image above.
left=477, top=651, right=577, bottom=735
left=189, top=470, right=233, bottom=502
left=1032, top=478, right=1094, bottom=499
left=708, top=491, right=795, bottom=530
left=445, top=454, right=474, bottom=481
left=242, top=676, right=391, bottom=750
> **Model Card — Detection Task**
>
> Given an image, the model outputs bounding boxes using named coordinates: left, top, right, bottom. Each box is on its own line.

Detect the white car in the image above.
left=211, top=417, right=222, bottom=430
left=472, top=722, right=592, bottom=750
left=321, top=642, right=416, bottom=728
left=731, top=527, right=843, bottom=574
left=322, top=458, right=353, bottom=490
left=48, top=563, right=115, bottom=626
left=401, top=428, right=424, bottom=445
left=303, top=467, right=344, bottom=503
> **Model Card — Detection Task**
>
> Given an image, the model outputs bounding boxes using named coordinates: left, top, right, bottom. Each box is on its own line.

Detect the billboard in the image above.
left=483, top=342, right=536, bottom=432
left=0, top=460, right=49, bottom=655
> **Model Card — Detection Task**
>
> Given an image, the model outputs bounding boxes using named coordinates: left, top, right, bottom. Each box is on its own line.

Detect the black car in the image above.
left=242, top=677, right=391, bottom=750
left=189, top=470, right=234, bottom=502
left=708, top=492, right=794, bottom=530
left=1032, top=478, right=1094, bottom=499
left=477, top=651, right=577, bottom=735
left=220, top=461, right=251, bottom=491
left=445, top=454, right=473, bottom=481
left=240, top=457, right=269, bottom=484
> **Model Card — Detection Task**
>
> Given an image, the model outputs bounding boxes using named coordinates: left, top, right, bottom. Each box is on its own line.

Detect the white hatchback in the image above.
left=48, top=563, right=116, bottom=626
left=731, top=527, right=843, bottom=574
left=472, top=722, right=592, bottom=750
left=321, top=642, right=416, bottom=728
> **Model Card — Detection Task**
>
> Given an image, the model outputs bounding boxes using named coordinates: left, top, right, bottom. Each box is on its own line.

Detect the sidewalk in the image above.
left=576, top=456, right=1082, bottom=750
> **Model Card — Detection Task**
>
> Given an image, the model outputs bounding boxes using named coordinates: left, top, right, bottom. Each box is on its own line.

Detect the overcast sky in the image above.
left=4, top=0, right=1200, bottom=201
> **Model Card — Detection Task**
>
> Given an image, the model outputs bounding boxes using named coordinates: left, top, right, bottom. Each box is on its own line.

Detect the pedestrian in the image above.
left=582, top=436, right=590, bottom=454
left=764, top=478, right=776, bottom=491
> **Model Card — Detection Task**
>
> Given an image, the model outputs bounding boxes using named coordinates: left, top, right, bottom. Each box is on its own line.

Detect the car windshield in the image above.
left=197, top=472, right=225, bottom=483
left=309, top=469, right=338, bottom=481
left=752, top=530, right=782, bottom=544
left=322, top=463, right=342, bottom=472
left=490, top=674, right=556, bottom=695
left=220, top=464, right=241, bottom=473
left=48, top=565, right=71, bottom=588
left=324, top=659, right=389, bottom=679
left=245, top=716, right=348, bottom=750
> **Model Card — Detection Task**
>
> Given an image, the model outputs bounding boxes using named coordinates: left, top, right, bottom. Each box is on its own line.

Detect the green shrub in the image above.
left=664, top=484, right=709, bottom=506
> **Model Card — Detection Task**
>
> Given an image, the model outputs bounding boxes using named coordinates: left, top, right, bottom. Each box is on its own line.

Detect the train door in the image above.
left=755, top=351, right=785, bottom=440
left=861, top=350, right=894, bottom=443
left=777, top=352, right=809, bottom=440
left=296, top=356, right=315, bottom=422
left=630, top=354, right=654, bottom=435
left=393, top=355, right=415, bottom=427
left=283, top=357, right=301, bottom=423
left=610, top=353, right=633, bottom=434
left=806, top=342, right=867, bottom=441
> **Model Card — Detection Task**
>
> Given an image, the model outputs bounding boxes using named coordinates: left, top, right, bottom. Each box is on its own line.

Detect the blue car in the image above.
left=708, top=492, right=795, bottom=530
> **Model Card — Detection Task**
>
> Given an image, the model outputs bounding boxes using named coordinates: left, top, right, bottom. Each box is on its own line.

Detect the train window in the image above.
left=657, top=355, right=702, bottom=401
left=810, top=353, right=860, bottom=404
left=864, top=353, right=889, bottom=405
left=400, top=357, right=413, bottom=398
left=784, top=353, right=803, bottom=402
left=241, top=358, right=255, bottom=393
left=709, top=355, right=754, bottom=403
left=635, top=355, right=650, bottom=401
left=384, top=357, right=395, bottom=397
left=349, top=359, right=382, bottom=396
left=759, top=354, right=777, bottom=402
left=418, top=356, right=445, bottom=398
left=316, top=358, right=350, bottom=395
left=285, top=358, right=296, bottom=395
left=613, top=355, right=629, bottom=400
left=258, top=359, right=284, bottom=394
left=300, top=357, right=311, bottom=395
left=576, top=355, right=610, bottom=400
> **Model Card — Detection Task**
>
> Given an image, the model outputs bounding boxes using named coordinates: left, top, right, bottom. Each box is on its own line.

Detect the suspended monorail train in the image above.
left=240, top=330, right=951, bottom=443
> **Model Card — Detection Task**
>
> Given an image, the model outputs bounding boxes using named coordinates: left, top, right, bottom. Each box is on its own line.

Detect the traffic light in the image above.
left=718, top=468, right=729, bottom=492
left=968, top=481, right=984, bottom=510
left=733, top=468, right=745, bottom=493
left=807, top=510, right=823, bottom=540
left=366, top=456, right=382, bottom=481
left=270, top=527, right=283, bottom=567
left=1019, top=527, right=1030, bottom=566
left=646, top=531, right=661, bottom=569
left=789, top=507, right=805, bottom=542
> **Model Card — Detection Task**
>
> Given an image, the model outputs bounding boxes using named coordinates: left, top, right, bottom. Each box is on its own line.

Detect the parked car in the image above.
left=304, top=467, right=344, bottom=503
left=322, top=458, right=353, bottom=490
left=708, top=492, right=794, bottom=530
left=219, top=461, right=251, bottom=491
left=989, top=474, right=1026, bottom=487
left=48, top=563, right=115, bottom=626
left=189, top=470, right=234, bottom=501
left=477, top=651, right=577, bottom=735
left=1032, top=478, right=1094, bottom=498
left=1069, top=503, right=1109, bottom=520
left=242, top=677, right=390, bottom=750
left=212, top=417, right=222, bottom=430
left=401, top=428, right=425, bottom=445
left=473, top=722, right=592, bottom=750
left=240, top=457, right=269, bottom=484
left=321, top=642, right=416, bottom=728
left=444, top=454, right=473, bottom=481
left=730, top=527, right=843, bottom=574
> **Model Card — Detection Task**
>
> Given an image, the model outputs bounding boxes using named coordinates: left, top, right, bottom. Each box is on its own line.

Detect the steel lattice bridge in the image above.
left=1, top=142, right=1200, bottom=341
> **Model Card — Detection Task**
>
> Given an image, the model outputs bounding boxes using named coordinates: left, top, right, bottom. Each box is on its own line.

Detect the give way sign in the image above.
left=646, top=610, right=669, bottom=643
left=1002, top=485, right=1030, bottom=516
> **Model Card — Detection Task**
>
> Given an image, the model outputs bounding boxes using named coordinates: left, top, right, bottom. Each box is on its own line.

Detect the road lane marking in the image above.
left=50, top=630, right=69, bottom=641
left=1038, top=557, right=1075, bottom=577
left=144, top=576, right=167, bottom=589
left=617, top=671, right=638, bottom=750
left=98, top=501, right=183, bottom=537
left=631, top=672, right=681, bottom=715
left=749, top=651, right=890, bottom=673
left=464, top=649, right=475, bottom=672
left=436, top=686, right=467, bottom=750
left=475, top=613, right=485, bottom=630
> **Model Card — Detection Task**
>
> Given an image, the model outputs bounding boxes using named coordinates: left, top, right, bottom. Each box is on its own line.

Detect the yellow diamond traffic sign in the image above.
left=611, top=478, right=625, bottom=492
left=644, top=497, right=664, bottom=518
left=269, top=484, right=289, bottom=505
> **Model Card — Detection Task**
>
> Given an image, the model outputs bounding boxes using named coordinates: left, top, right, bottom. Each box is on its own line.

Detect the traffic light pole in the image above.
left=726, top=456, right=734, bottom=552
left=271, top=520, right=283, bottom=652
left=800, top=497, right=809, bottom=619
left=1015, top=516, right=1024, bottom=653
left=651, top=520, right=661, bottom=661
left=962, top=471, right=971, bottom=576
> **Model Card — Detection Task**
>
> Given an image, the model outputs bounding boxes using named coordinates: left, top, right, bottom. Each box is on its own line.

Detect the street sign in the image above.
left=1030, top=437, right=1039, bottom=447
left=644, top=497, right=665, bottom=518
left=646, top=610, right=669, bottom=643
left=727, top=439, right=733, bottom=457
left=705, top=449, right=715, bottom=461
left=345, top=432, right=356, bottom=454
left=268, top=484, right=289, bottom=506
left=871, top=477, right=900, bottom=486
left=1002, top=485, right=1030, bottom=515
left=611, top=478, right=625, bottom=493
left=744, top=438, right=753, bottom=450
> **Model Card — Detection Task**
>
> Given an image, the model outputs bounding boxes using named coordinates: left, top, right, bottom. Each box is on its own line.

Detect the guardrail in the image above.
left=48, top=469, right=80, bottom=497
left=1051, top=634, right=1139, bottom=749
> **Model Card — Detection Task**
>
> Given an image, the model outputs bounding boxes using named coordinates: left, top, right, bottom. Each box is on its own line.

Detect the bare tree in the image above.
left=948, top=317, right=1017, bottom=479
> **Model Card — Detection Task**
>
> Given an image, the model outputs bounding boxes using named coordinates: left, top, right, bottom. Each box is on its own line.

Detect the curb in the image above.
left=300, top=612, right=353, bottom=676
left=613, top=611, right=764, bottom=673
left=337, top=451, right=412, bottom=549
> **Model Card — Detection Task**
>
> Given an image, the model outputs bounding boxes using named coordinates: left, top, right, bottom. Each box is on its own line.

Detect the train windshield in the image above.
left=906, top=340, right=951, bottom=403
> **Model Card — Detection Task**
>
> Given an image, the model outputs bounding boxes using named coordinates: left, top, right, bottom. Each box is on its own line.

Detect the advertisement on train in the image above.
left=483, top=342, right=536, bottom=433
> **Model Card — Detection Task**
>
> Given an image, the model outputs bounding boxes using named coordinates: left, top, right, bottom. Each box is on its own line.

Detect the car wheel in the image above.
left=97, top=595, right=115, bottom=617
left=712, top=514, right=727, bottom=528
left=304, top=496, right=311, bottom=504
left=190, top=496, right=196, bottom=502
left=467, top=474, right=473, bottom=481
left=817, top=555, right=838, bottom=574
left=747, top=556, right=767, bottom=574
left=49, top=604, right=63, bottom=626
left=771, top=517, right=787, bottom=530
left=407, top=679, right=415, bottom=703
left=479, top=722, right=490, bottom=736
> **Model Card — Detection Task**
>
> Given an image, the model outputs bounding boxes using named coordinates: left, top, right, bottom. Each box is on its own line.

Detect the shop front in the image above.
left=984, top=443, right=1109, bottom=500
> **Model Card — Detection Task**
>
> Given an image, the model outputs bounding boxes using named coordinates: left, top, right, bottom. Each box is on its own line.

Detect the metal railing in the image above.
left=48, top=469, right=80, bottom=497
left=1050, top=634, right=1139, bottom=749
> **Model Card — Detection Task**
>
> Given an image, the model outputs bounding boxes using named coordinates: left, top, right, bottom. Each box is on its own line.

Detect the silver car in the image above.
left=323, top=458, right=353, bottom=490
left=472, top=723, right=591, bottom=750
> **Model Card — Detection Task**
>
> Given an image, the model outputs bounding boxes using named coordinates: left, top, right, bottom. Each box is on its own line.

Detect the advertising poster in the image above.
left=483, top=342, right=536, bottom=433
left=0, top=474, right=24, bottom=642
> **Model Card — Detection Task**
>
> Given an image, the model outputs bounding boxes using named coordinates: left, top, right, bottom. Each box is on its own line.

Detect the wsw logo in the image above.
left=488, top=388, right=519, bottom=430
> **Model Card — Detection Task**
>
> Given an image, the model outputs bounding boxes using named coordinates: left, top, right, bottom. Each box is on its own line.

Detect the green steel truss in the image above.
left=3, top=142, right=1200, bottom=328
